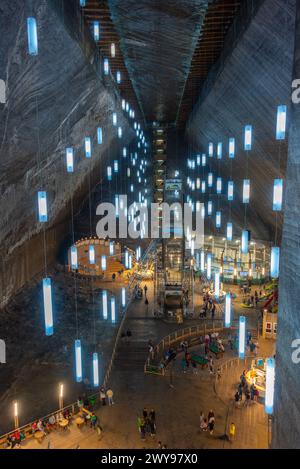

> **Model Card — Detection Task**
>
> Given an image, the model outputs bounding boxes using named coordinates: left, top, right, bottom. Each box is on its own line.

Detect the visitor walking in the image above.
left=137, top=416, right=146, bottom=440
left=106, top=388, right=114, bottom=406
left=100, top=387, right=106, bottom=406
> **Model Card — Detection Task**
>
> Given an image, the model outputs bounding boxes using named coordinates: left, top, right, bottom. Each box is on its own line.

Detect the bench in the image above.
left=191, top=355, right=208, bottom=369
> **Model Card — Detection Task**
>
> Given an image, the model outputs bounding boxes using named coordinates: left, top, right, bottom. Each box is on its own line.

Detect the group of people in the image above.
left=234, top=370, right=259, bottom=406
left=199, top=410, right=215, bottom=435
left=99, top=387, right=114, bottom=406
left=200, top=293, right=217, bottom=319
left=137, top=408, right=156, bottom=440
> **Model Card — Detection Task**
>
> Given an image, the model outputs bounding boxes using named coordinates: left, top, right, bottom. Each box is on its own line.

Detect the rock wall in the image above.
left=0, top=0, right=134, bottom=306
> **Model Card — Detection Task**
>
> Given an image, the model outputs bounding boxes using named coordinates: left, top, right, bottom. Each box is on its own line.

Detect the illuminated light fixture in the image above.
left=118, top=126, right=122, bottom=138
left=122, top=99, right=126, bottom=110
left=229, top=138, right=235, bottom=158
left=93, top=352, right=99, bottom=387
left=66, top=148, right=74, bottom=173
left=110, top=297, right=116, bottom=323
left=97, top=127, right=103, bottom=144
left=89, top=245, right=95, bottom=264
left=202, top=154, right=206, bottom=167
left=226, top=222, right=233, bottom=241
left=214, top=271, right=220, bottom=298
left=191, top=239, right=195, bottom=256
left=244, top=125, right=252, bottom=151
left=216, top=211, right=221, bottom=228
left=114, top=160, right=119, bottom=173
left=112, top=112, right=117, bottom=126
left=216, top=177, right=222, bottom=194
left=196, top=178, right=201, bottom=189
left=270, top=246, right=280, bottom=278
left=208, top=172, right=213, bottom=187
left=201, top=205, right=205, bottom=219
left=110, top=42, right=116, bottom=58
left=200, top=251, right=205, bottom=272
left=243, top=179, right=250, bottom=203
left=71, top=246, right=78, bottom=270
left=201, top=181, right=206, bottom=194
left=273, top=179, right=283, bottom=211
left=276, top=105, right=287, bottom=140
left=208, top=142, right=213, bottom=157
left=225, top=293, right=231, bottom=327
left=129, top=255, right=133, bottom=269
left=27, top=17, right=38, bottom=55
left=241, top=230, right=249, bottom=254
left=207, top=201, right=213, bottom=215
left=104, top=58, right=109, bottom=75
left=101, top=255, right=107, bottom=271
left=75, top=339, right=82, bottom=382
left=197, top=155, right=201, bottom=166
left=84, top=137, right=91, bottom=158
left=38, top=191, right=48, bottom=222
left=130, top=184, right=134, bottom=192
left=265, top=358, right=275, bottom=414
left=116, top=71, right=121, bottom=83
left=127, top=167, right=130, bottom=177
left=207, top=253, right=212, bottom=280
left=102, top=290, right=108, bottom=319
left=80, top=0, right=86, bottom=6
left=93, top=21, right=100, bottom=41
left=121, top=287, right=126, bottom=307
left=217, top=142, right=222, bottom=159
left=125, top=250, right=129, bottom=268
left=238, top=316, right=246, bottom=359
left=42, top=278, right=54, bottom=336
left=107, top=166, right=112, bottom=181
left=228, top=181, right=234, bottom=201
left=109, top=241, right=114, bottom=255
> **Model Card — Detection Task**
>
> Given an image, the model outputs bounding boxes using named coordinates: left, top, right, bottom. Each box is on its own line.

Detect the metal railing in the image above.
left=0, top=241, right=156, bottom=447
left=144, top=320, right=224, bottom=375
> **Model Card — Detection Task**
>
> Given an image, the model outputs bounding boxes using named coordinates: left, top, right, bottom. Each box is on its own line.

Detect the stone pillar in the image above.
left=272, top=1, right=300, bottom=449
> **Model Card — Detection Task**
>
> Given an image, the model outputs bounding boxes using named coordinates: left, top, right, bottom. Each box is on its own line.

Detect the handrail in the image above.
left=0, top=240, right=156, bottom=446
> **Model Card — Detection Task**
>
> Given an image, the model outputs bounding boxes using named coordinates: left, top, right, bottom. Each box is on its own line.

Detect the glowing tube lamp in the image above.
left=229, top=138, right=235, bottom=158
left=265, top=358, right=275, bottom=414
left=66, top=148, right=74, bottom=172
left=207, top=253, right=212, bottom=280
left=226, top=222, right=233, bottom=241
left=84, top=137, right=91, bottom=158
left=208, top=142, right=213, bottom=157
left=201, top=181, right=206, bottom=193
left=101, top=255, right=107, bottom=271
left=207, top=201, right=213, bottom=215
left=80, top=0, right=86, bottom=6
left=208, top=172, right=213, bottom=187
left=97, top=127, right=103, bottom=144
left=217, top=142, right=222, bottom=159
left=118, top=126, right=122, bottom=138
left=112, top=112, right=117, bottom=126
left=200, top=251, right=205, bottom=272
left=123, top=147, right=127, bottom=158
left=42, top=278, right=54, bottom=336
left=38, top=191, right=48, bottom=222
left=116, top=71, right=121, bottom=84
left=92, top=352, right=99, bottom=387
left=276, top=105, right=287, bottom=140
left=273, top=179, right=283, bottom=211
left=71, top=246, right=78, bottom=270
left=238, top=316, right=246, bottom=359
left=89, top=245, right=95, bottom=264
left=93, top=21, right=100, bottom=41
left=244, top=125, right=252, bottom=151
left=111, top=42, right=116, bottom=57
left=270, top=246, right=280, bottom=278
left=110, top=297, right=116, bottom=323
left=202, top=154, right=206, bottom=166
left=241, top=230, right=249, bottom=254
left=27, top=18, right=38, bottom=56
left=216, top=211, right=221, bottom=228
left=121, top=287, right=126, bottom=307
left=104, top=58, right=109, bottom=75
left=228, top=181, right=234, bottom=201
left=243, top=179, right=250, bottom=203
left=75, top=339, right=82, bottom=382
left=107, top=166, right=112, bottom=181
left=114, top=160, right=119, bottom=173
left=216, top=177, right=222, bottom=194
left=225, top=293, right=231, bottom=327
left=109, top=241, right=114, bottom=255
left=102, top=290, right=108, bottom=319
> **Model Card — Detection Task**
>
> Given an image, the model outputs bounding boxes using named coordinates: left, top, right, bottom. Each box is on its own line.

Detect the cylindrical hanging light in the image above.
left=75, top=339, right=82, bottom=383
left=238, top=316, right=246, bottom=359
left=225, top=293, right=231, bottom=327
left=265, top=358, right=275, bottom=414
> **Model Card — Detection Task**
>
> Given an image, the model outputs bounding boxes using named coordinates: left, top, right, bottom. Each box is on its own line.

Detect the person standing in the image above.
left=137, top=416, right=146, bottom=440
left=149, top=409, right=156, bottom=437
left=199, top=411, right=205, bottom=428
left=229, top=422, right=236, bottom=442
left=100, top=387, right=106, bottom=406
left=106, top=388, right=114, bottom=406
